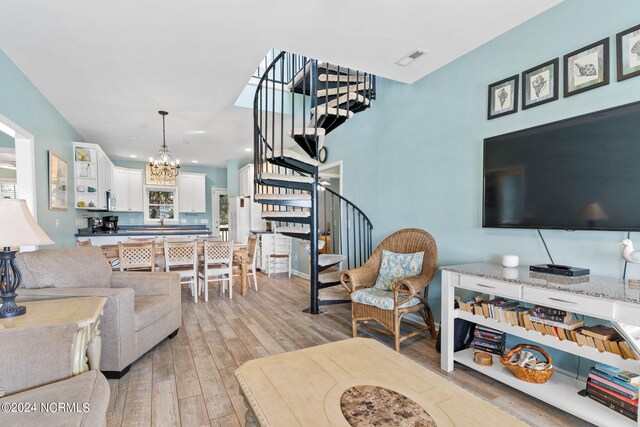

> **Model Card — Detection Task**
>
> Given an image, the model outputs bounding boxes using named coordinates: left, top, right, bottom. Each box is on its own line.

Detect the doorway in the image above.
left=211, top=188, right=228, bottom=241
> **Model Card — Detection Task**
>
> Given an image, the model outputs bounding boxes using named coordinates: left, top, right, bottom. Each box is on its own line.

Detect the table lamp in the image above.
left=0, top=199, right=54, bottom=318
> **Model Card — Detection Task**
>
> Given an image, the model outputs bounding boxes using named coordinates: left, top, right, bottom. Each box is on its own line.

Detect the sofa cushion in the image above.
left=16, top=246, right=112, bottom=289
left=351, top=287, right=421, bottom=310
left=135, top=295, right=172, bottom=331
left=0, top=370, right=109, bottom=427
left=373, top=250, right=424, bottom=291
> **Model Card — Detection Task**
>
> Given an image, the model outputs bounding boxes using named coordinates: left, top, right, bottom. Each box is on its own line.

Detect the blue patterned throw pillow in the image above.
left=373, top=250, right=424, bottom=291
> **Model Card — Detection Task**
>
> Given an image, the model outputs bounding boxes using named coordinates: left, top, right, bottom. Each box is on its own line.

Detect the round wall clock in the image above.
left=318, top=147, right=328, bottom=163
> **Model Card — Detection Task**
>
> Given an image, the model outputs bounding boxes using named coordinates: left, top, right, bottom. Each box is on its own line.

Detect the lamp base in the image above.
left=0, top=293, right=26, bottom=318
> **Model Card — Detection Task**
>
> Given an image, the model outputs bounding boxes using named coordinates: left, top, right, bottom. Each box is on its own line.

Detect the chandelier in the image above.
left=148, top=111, right=180, bottom=178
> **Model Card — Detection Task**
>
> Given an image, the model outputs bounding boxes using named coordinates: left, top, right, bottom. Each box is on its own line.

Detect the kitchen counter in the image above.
left=75, top=226, right=211, bottom=245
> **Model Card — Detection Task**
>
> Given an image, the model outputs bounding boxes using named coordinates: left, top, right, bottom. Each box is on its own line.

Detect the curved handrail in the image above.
left=320, top=183, right=373, bottom=230
left=253, top=50, right=287, bottom=155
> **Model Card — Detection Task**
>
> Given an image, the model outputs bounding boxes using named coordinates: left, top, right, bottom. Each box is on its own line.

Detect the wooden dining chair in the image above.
left=233, top=235, right=259, bottom=292
left=199, top=240, right=234, bottom=301
left=118, top=242, right=157, bottom=272
left=164, top=240, right=199, bottom=302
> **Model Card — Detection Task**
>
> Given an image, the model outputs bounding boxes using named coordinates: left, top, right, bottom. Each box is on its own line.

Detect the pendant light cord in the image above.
left=537, top=229, right=555, bottom=265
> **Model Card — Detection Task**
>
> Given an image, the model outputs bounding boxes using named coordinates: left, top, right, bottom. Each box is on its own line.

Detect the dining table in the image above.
left=100, top=242, right=252, bottom=297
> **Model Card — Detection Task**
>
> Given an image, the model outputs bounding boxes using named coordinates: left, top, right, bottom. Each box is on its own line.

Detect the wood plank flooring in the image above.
left=106, top=273, right=589, bottom=427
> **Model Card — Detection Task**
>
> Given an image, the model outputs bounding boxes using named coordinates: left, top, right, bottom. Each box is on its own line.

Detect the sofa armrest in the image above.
left=110, top=271, right=181, bottom=296
left=0, top=322, right=78, bottom=396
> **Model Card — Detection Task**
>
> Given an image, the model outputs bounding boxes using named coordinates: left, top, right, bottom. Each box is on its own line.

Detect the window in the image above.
left=0, top=182, right=17, bottom=199
left=145, top=187, right=178, bottom=223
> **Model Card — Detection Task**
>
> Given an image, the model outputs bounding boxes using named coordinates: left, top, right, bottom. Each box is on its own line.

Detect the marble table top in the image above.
left=441, top=263, right=640, bottom=304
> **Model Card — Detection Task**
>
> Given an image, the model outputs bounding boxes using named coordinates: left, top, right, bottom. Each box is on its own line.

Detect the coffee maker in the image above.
left=87, top=216, right=102, bottom=232
left=102, top=215, right=119, bottom=232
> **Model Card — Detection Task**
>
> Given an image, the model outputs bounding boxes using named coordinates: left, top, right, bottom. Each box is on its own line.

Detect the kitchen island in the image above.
left=75, top=225, right=212, bottom=245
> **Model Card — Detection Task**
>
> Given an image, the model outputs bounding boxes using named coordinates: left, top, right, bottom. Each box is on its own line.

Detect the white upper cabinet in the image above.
left=73, top=142, right=114, bottom=210
left=238, top=164, right=254, bottom=197
left=112, top=167, right=143, bottom=212
left=178, top=173, right=206, bottom=213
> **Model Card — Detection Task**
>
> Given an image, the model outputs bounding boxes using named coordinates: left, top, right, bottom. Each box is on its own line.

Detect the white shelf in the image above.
left=455, top=348, right=635, bottom=426
left=456, top=309, right=640, bottom=372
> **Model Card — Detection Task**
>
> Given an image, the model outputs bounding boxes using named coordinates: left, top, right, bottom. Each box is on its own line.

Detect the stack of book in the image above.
left=472, top=325, right=506, bottom=356
left=527, top=305, right=584, bottom=339
left=586, top=363, right=639, bottom=421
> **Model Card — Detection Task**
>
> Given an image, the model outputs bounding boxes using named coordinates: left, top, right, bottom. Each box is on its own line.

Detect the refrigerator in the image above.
left=228, top=196, right=265, bottom=244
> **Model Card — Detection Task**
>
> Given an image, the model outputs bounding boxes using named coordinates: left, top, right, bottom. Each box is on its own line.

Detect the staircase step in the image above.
left=316, top=82, right=372, bottom=97
left=261, top=173, right=314, bottom=184
left=319, top=270, right=344, bottom=285
left=312, top=106, right=354, bottom=119
left=318, top=73, right=368, bottom=83
left=269, top=148, right=318, bottom=174
left=288, top=61, right=365, bottom=94
left=319, top=254, right=346, bottom=267
left=276, top=225, right=310, bottom=235
left=261, top=210, right=310, bottom=219
left=288, top=128, right=325, bottom=158
left=315, top=93, right=370, bottom=111
left=255, top=193, right=312, bottom=208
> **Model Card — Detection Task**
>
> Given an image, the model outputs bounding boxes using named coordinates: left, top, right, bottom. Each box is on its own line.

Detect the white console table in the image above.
left=441, top=263, right=640, bottom=426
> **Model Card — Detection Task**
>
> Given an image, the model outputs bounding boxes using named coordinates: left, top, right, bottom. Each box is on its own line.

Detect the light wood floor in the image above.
left=106, top=273, right=589, bottom=427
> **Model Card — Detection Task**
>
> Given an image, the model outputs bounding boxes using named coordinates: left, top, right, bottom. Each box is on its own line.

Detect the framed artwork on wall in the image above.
left=563, top=38, right=609, bottom=97
left=522, top=58, right=559, bottom=109
left=48, top=151, right=68, bottom=211
left=617, top=23, right=640, bottom=82
left=487, top=75, right=519, bottom=120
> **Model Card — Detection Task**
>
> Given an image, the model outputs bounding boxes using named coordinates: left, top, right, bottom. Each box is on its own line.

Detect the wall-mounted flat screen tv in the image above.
left=483, top=100, right=640, bottom=231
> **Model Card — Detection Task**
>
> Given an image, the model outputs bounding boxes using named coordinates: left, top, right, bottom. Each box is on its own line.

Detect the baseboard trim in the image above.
left=291, top=269, right=310, bottom=279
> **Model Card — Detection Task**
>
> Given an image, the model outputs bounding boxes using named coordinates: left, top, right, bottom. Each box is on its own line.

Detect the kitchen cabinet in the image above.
left=178, top=173, right=206, bottom=213
left=238, top=164, right=254, bottom=197
left=73, top=142, right=113, bottom=210
left=112, top=167, right=143, bottom=212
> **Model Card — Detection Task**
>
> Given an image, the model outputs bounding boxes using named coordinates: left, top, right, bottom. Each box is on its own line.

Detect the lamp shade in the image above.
left=579, top=202, right=609, bottom=222
left=0, top=199, right=54, bottom=247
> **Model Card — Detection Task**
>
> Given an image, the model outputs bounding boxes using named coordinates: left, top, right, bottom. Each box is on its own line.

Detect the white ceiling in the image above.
left=0, top=0, right=562, bottom=167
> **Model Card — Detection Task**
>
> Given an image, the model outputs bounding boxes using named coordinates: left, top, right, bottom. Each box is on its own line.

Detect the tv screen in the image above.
left=483, top=101, right=640, bottom=231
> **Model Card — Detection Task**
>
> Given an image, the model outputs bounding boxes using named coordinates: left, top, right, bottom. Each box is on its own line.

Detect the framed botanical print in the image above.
left=563, top=38, right=609, bottom=97
left=617, top=24, right=640, bottom=81
left=488, top=75, right=519, bottom=120
left=48, top=151, right=68, bottom=211
left=522, top=58, right=559, bottom=109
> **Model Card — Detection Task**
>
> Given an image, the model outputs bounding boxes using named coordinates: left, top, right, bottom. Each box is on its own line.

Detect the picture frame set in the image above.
left=48, top=151, right=68, bottom=211
left=488, top=23, right=640, bottom=119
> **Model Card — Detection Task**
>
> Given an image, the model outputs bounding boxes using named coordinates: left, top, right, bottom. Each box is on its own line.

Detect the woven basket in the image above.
left=500, top=344, right=554, bottom=384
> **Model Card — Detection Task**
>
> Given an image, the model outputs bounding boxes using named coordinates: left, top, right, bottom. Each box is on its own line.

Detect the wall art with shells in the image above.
left=617, top=23, right=640, bottom=82
left=563, top=38, right=610, bottom=97
left=522, top=58, right=559, bottom=110
left=487, top=74, right=519, bottom=120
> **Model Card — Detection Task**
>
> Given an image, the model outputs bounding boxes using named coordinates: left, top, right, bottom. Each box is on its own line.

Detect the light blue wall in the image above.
left=226, top=159, right=251, bottom=198
left=0, top=131, right=14, bottom=148
left=109, top=160, right=227, bottom=226
left=0, top=49, right=84, bottom=247
left=323, top=0, right=640, bottom=376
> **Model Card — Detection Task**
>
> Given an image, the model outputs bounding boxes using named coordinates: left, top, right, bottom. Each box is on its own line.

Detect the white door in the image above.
left=212, top=188, right=228, bottom=240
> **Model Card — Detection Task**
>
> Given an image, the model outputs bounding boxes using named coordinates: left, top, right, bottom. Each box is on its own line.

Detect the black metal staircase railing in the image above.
left=252, top=50, right=375, bottom=313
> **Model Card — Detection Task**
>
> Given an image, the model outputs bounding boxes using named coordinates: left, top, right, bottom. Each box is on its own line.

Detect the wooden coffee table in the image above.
left=235, top=338, right=526, bottom=426
left=0, top=297, right=106, bottom=375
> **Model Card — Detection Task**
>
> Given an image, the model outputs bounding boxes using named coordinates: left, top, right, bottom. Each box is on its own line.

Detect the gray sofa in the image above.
left=0, top=322, right=110, bottom=426
left=15, top=246, right=182, bottom=377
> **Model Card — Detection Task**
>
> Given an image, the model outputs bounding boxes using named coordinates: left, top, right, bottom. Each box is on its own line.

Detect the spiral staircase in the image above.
left=253, top=51, right=376, bottom=313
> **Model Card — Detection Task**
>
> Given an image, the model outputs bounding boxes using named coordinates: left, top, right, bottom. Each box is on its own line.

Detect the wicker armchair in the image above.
left=341, top=228, right=438, bottom=351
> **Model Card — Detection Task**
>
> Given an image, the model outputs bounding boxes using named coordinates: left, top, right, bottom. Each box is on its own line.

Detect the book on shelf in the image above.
left=588, top=372, right=639, bottom=399
left=528, top=316, right=584, bottom=330
left=588, top=381, right=638, bottom=408
left=594, top=363, right=640, bottom=385
left=532, top=305, right=573, bottom=322
left=586, top=387, right=637, bottom=421
left=590, top=368, right=639, bottom=393
left=612, top=321, right=640, bottom=359
left=582, top=325, right=620, bottom=341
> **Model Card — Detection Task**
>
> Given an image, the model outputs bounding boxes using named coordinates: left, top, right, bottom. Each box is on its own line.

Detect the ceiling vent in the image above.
left=395, top=49, right=428, bottom=67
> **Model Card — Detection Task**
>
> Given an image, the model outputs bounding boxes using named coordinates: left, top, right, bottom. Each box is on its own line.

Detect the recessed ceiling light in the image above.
left=191, top=160, right=199, bottom=163
left=244, top=148, right=252, bottom=152
left=395, top=49, right=428, bottom=67
left=187, top=130, right=206, bottom=134
left=129, top=154, right=138, bottom=158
